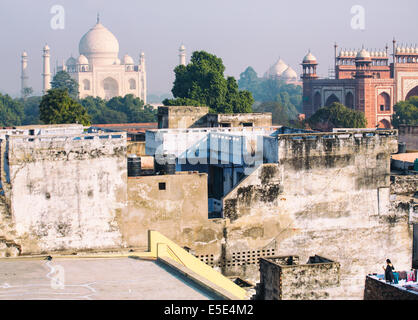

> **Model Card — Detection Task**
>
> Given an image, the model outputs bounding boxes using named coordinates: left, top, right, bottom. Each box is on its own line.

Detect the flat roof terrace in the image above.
left=0, top=257, right=220, bottom=300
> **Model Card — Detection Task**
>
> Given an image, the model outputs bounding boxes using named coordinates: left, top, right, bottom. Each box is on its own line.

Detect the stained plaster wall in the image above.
left=222, top=131, right=413, bottom=299
left=2, top=133, right=128, bottom=254
left=125, top=172, right=223, bottom=256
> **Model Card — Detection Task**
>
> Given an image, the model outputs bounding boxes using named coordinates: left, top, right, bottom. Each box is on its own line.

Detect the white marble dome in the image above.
left=267, top=58, right=289, bottom=77
left=79, top=22, right=119, bottom=65
left=77, top=54, right=89, bottom=65
left=356, top=48, right=371, bottom=59
left=123, top=54, right=134, bottom=65
left=282, top=66, right=297, bottom=79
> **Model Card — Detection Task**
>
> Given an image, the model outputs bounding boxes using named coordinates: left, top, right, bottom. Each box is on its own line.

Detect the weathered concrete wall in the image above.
left=221, top=131, right=413, bottom=299
left=2, top=133, right=128, bottom=254
left=157, top=106, right=273, bottom=129
left=257, top=256, right=341, bottom=300
left=158, top=106, right=210, bottom=129
left=214, top=113, right=272, bottom=128
left=364, top=276, right=418, bottom=300
left=399, top=125, right=418, bottom=151
left=125, top=172, right=223, bottom=256
left=391, top=175, right=418, bottom=195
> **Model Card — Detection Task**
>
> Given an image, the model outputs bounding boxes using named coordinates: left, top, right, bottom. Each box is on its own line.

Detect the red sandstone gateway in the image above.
left=302, top=41, right=418, bottom=128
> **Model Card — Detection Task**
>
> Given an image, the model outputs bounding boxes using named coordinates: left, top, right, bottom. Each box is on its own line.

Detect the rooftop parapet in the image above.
left=5, top=132, right=127, bottom=164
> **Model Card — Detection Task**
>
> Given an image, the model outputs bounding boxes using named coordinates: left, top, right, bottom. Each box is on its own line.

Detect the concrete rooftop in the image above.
left=0, top=257, right=218, bottom=300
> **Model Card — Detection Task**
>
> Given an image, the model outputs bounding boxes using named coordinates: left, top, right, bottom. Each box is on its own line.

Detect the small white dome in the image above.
left=370, top=52, right=375, bottom=57
left=303, top=52, right=317, bottom=63
left=77, top=54, right=89, bottom=65
left=179, top=44, right=186, bottom=51
left=66, top=57, right=77, bottom=66
left=401, top=47, right=406, bottom=53
left=123, top=54, right=134, bottom=65
left=356, top=48, right=371, bottom=59
left=396, top=47, right=401, bottom=53
left=266, top=58, right=289, bottom=78
left=281, top=66, right=298, bottom=79
left=43, top=44, right=50, bottom=51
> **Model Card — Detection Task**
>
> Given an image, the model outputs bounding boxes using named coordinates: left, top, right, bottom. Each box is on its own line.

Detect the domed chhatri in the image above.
left=123, top=54, right=134, bottom=65
left=77, top=54, right=89, bottom=65
left=356, top=48, right=371, bottom=59
left=79, top=22, right=120, bottom=66
left=303, top=51, right=317, bottom=63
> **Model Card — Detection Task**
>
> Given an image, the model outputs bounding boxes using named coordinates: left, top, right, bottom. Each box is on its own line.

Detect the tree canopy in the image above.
left=253, top=101, right=300, bottom=127
left=163, top=51, right=254, bottom=113
left=0, top=93, right=25, bottom=126
left=307, top=102, right=367, bottom=131
left=238, top=66, right=302, bottom=111
left=51, top=70, right=79, bottom=99
left=81, top=94, right=157, bottom=124
left=39, top=88, right=91, bottom=126
left=238, top=66, right=303, bottom=126
left=392, top=96, right=418, bottom=128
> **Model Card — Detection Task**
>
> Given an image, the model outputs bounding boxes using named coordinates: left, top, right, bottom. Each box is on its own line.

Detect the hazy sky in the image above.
left=0, top=0, right=417, bottom=97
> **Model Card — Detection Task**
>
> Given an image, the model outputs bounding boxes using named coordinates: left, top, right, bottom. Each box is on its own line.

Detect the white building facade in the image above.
left=57, top=18, right=147, bottom=102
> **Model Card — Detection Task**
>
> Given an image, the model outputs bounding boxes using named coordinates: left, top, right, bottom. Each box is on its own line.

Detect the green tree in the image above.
left=165, top=51, right=254, bottom=113
left=238, top=67, right=259, bottom=91
left=254, top=101, right=299, bottom=126
left=51, top=70, right=79, bottom=99
left=21, top=96, right=42, bottom=125
left=308, top=102, right=367, bottom=131
left=107, top=95, right=156, bottom=122
left=162, top=97, right=205, bottom=107
left=39, top=88, right=91, bottom=126
left=238, top=66, right=303, bottom=113
left=392, top=97, right=418, bottom=128
left=0, top=93, right=25, bottom=126
left=22, top=87, right=33, bottom=101
left=79, top=94, right=157, bottom=124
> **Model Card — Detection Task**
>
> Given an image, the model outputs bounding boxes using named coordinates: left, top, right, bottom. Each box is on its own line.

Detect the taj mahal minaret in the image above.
left=20, top=51, right=29, bottom=97
left=42, top=44, right=51, bottom=94
left=179, top=44, right=186, bottom=66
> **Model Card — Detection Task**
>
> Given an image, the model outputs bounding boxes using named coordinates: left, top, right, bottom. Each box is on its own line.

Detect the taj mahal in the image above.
left=23, top=17, right=150, bottom=103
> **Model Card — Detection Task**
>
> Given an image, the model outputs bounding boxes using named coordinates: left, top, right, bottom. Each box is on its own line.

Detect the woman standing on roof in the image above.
left=382, top=259, right=395, bottom=283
